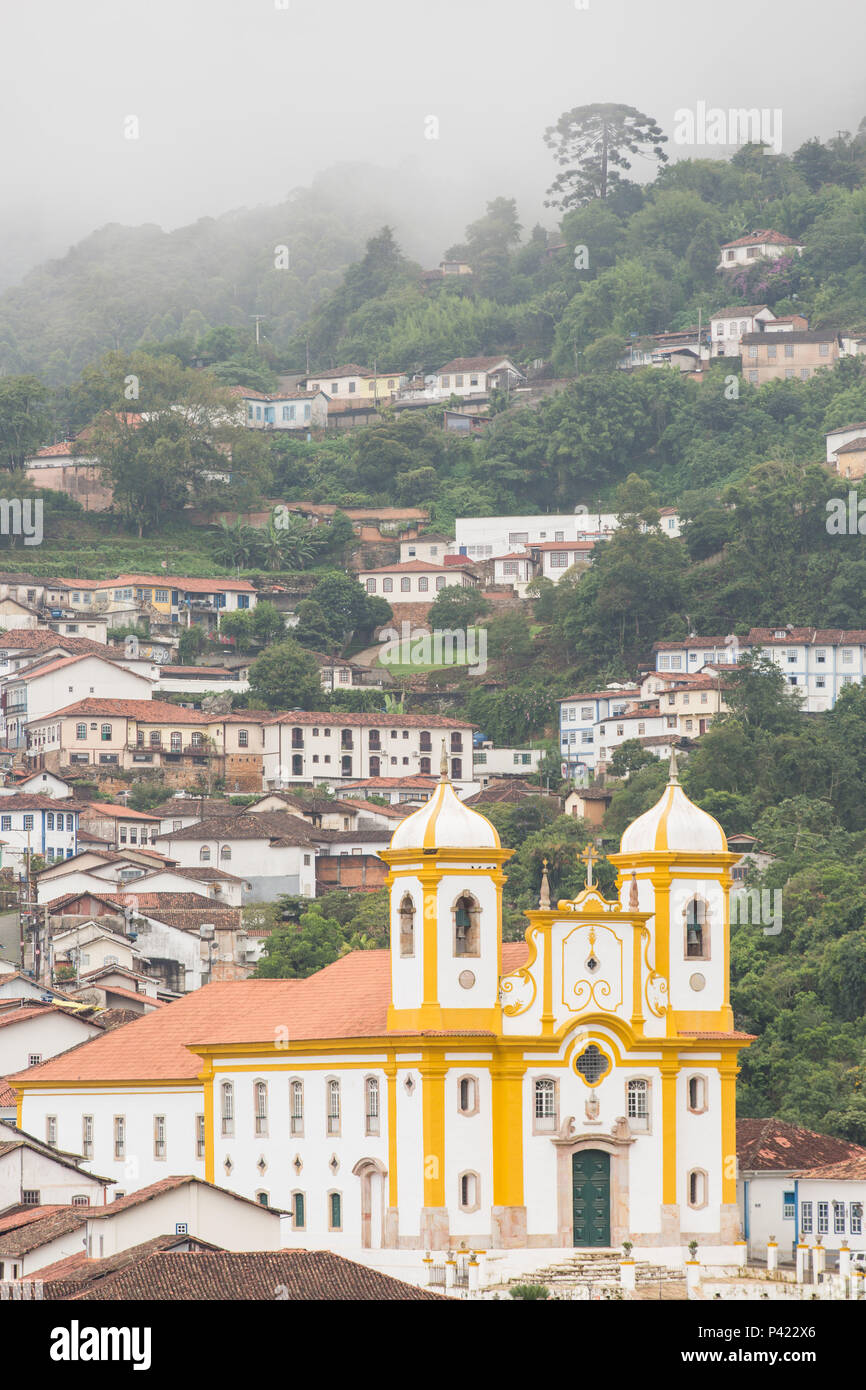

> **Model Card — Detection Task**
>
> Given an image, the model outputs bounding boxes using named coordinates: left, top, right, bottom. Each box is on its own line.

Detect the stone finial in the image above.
left=668, top=748, right=679, bottom=783
left=628, top=871, right=639, bottom=910
left=539, top=857, right=551, bottom=910
left=440, top=739, right=449, bottom=781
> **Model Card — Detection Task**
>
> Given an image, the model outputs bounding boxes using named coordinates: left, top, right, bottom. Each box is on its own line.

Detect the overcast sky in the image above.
left=1, top=0, right=864, bottom=278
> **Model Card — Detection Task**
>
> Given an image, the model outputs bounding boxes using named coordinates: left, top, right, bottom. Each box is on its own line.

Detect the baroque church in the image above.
left=14, top=755, right=751, bottom=1253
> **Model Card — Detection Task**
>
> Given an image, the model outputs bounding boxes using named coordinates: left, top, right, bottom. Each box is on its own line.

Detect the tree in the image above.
left=177, top=626, right=207, bottom=664
left=608, top=740, right=658, bottom=778
left=0, top=375, right=49, bottom=470
left=308, top=571, right=380, bottom=645
left=292, top=599, right=334, bottom=652
left=427, top=585, right=490, bottom=630
left=544, top=103, right=668, bottom=210
left=248, top=639, right=323, bottom=710
left=254, top=909, right=345, bottom=978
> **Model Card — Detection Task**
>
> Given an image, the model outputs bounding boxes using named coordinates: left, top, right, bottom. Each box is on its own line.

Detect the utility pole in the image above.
left=250, top=314, right=266, bottom=348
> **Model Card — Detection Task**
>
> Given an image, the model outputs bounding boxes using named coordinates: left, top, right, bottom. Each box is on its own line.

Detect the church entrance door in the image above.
left=571, top=1149, right=611, bottom=1247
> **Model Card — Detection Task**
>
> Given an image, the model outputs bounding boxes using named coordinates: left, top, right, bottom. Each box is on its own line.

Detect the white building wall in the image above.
left=0, top=1012, right=101, bottom=1076
left=21, top=1085, right=205, bottom=1192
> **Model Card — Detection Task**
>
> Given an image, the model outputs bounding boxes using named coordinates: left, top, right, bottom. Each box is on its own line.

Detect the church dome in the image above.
left=389, top=778, right=500, bottom=852
left=619, top=756, right=727, bottom=855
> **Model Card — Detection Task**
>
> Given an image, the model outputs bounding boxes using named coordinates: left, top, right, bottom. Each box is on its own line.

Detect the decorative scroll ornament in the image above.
left=500, top=926, right=539, bottom=1016
left=641, top=925, right=669, bottom=1016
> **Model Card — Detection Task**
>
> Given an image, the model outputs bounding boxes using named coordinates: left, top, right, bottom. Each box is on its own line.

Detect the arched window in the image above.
left=290, top=1079, right=304, bottom=1136
left=398, top=893, right=415, bottom=957
left=365, top=1076, right=380, bottom=1135
left=220, top=845, right=231, bottom=861
left=457, top=1076, right=478, bottom=1116
left=684, top=897, right=709, bottom=959
left=291, top=1190, right=306, bottom=1230
left=458, top=1171, right=480, bottom=1212
left=255, top=1190, right=269, bottom=1207
left=328, top=1190, right=343, bottom=1230
left=627, top=1078, right=650, bottom=1132
left=533, top=1078, right=558, bottom=1133
left=327, top=1078, right=341, bottom=1136
left=170, top=732, right=182, bottom=752
left=418, top=576, right=428, bottom=592
left=453, top=892, right=480, bottom=957
left=46, top=812, right=54, bottom=830
left=220, top=1081, right=234, bottom=1137
left=687, top=1075, right=708, bottom=1114
left=254, top=1080, right=268, bottom=1136
left=200, top=846, right=211, bottom=862
left=687, top=1168, right=708, bottom=1209
left=420, top=757, right=430, bottom=775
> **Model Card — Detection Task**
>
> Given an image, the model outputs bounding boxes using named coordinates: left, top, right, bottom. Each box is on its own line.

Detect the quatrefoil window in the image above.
left=574, top=1044, right=611, bottom=1086
left=585, top=954, right=599, bottom=973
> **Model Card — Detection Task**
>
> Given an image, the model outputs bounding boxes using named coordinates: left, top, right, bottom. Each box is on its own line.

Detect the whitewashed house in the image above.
left=709, top=306, right=775, bottom=357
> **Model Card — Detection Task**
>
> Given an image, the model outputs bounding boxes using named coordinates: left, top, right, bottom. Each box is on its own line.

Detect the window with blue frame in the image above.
left=238, top=595, right=250, bottom=609
left=264, top=407, right=275, bottom=423
left=783, top=1190, right=795, bottom=1219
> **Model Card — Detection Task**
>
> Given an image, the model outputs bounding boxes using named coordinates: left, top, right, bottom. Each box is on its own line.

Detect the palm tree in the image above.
left=214, top=517, right=258, bottom=568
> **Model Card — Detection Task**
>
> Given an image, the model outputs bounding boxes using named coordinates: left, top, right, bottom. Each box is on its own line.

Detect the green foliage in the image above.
left=509, top=1283, right=550, bottom=1300
left=248, top=638, right=324, bottom=710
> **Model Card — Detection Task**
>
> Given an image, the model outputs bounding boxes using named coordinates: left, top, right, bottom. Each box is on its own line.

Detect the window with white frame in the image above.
left=852, top=1202, right=863, bottom=1234
left=290, top=1079, right=304, bottom=1135
left=254, top=1080, right=268, bottom=1136
left=533, top=1078, right=557, bottom=1133
left=801, top=1200, right=813, bottom=1234
left=114, top=1115, right=125, bottom=1159
left=626, top=1078, right=649, bottom=1131
left=46, top=1116, right=57, bottom=1146
left=195, top=1113, right=206, bottom=1159
left=365, top=1076, right=380, bottom=1135
left=82, top=1115, right=93, bottom=1159
left=153, top=1114, right=166, bottom=1159
left=834, top=1201, right=845, bottom=1234
left=783, top=1190, right=796, bottom=1219
left=327, top=1078, right=341, bottom=1135
left=220, top=1081, right=234, bottom=1137
left=818, top=1201, right=829, bottom=1234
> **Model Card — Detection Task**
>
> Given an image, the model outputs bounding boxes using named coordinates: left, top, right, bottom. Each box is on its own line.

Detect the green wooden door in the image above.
left=572, top=1150, right=611, bottom=1247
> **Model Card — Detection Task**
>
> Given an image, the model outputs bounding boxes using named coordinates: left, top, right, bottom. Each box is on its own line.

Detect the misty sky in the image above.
left=1, top=0, right=864, bottom=279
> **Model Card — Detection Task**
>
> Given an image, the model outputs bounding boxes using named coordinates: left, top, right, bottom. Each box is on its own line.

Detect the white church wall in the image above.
left=444, top=1063, right=493, bottom=1239
left=395, top=1065, right=423, bottom=1238
left=390, top=874, right=423, bottom=1011
left=668, top=873, right=727, bottom=1012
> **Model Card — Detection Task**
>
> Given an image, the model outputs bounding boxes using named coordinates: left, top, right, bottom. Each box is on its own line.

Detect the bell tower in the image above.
left=379, top=748, right=513, bottom=1032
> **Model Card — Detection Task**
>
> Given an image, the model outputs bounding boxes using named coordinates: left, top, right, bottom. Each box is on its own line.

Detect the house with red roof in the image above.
left=717, top=229, right=804, bottom=271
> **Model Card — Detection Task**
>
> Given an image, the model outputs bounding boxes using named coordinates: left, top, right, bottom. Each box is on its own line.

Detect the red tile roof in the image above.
left=721, top=230, right=800, bottom=249
left=358, top=560, right=476, bottom=575
left=81, top=803, right=161, bottom=821
left=36, top=698, right=212, bottom=724
left=71, top=1248, right=444, bottom=1301
left=737, top=1118, right=866, bottom=1172
left=793, top=1155, right=866, bottom=1180
left=10, top=945, right=530, bottom=1084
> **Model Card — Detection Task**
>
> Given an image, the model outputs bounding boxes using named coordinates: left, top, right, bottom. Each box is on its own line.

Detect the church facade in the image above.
left=13, top=760, right=751, bottom=1254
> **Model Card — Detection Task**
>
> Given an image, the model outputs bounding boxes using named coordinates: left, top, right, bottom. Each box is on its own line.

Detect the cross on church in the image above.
left=580, top=842, right=600, bottom=888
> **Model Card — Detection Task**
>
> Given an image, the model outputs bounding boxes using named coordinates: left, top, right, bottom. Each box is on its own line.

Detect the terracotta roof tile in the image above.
left=737, top=1118, right=866, bottom=1172
left=71, top=1249, right=445, bottom=1301
left=10, top=945, right=530, bottom=1083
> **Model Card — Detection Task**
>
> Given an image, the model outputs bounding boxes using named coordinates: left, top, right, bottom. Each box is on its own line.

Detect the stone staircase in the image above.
left=509, top=1249, right=684, bottom=1292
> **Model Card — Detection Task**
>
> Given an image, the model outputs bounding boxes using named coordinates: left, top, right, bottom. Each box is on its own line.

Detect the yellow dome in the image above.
left=619, top=755, right=727, bottom=855
left=389, top=778, right=500, bottom=851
